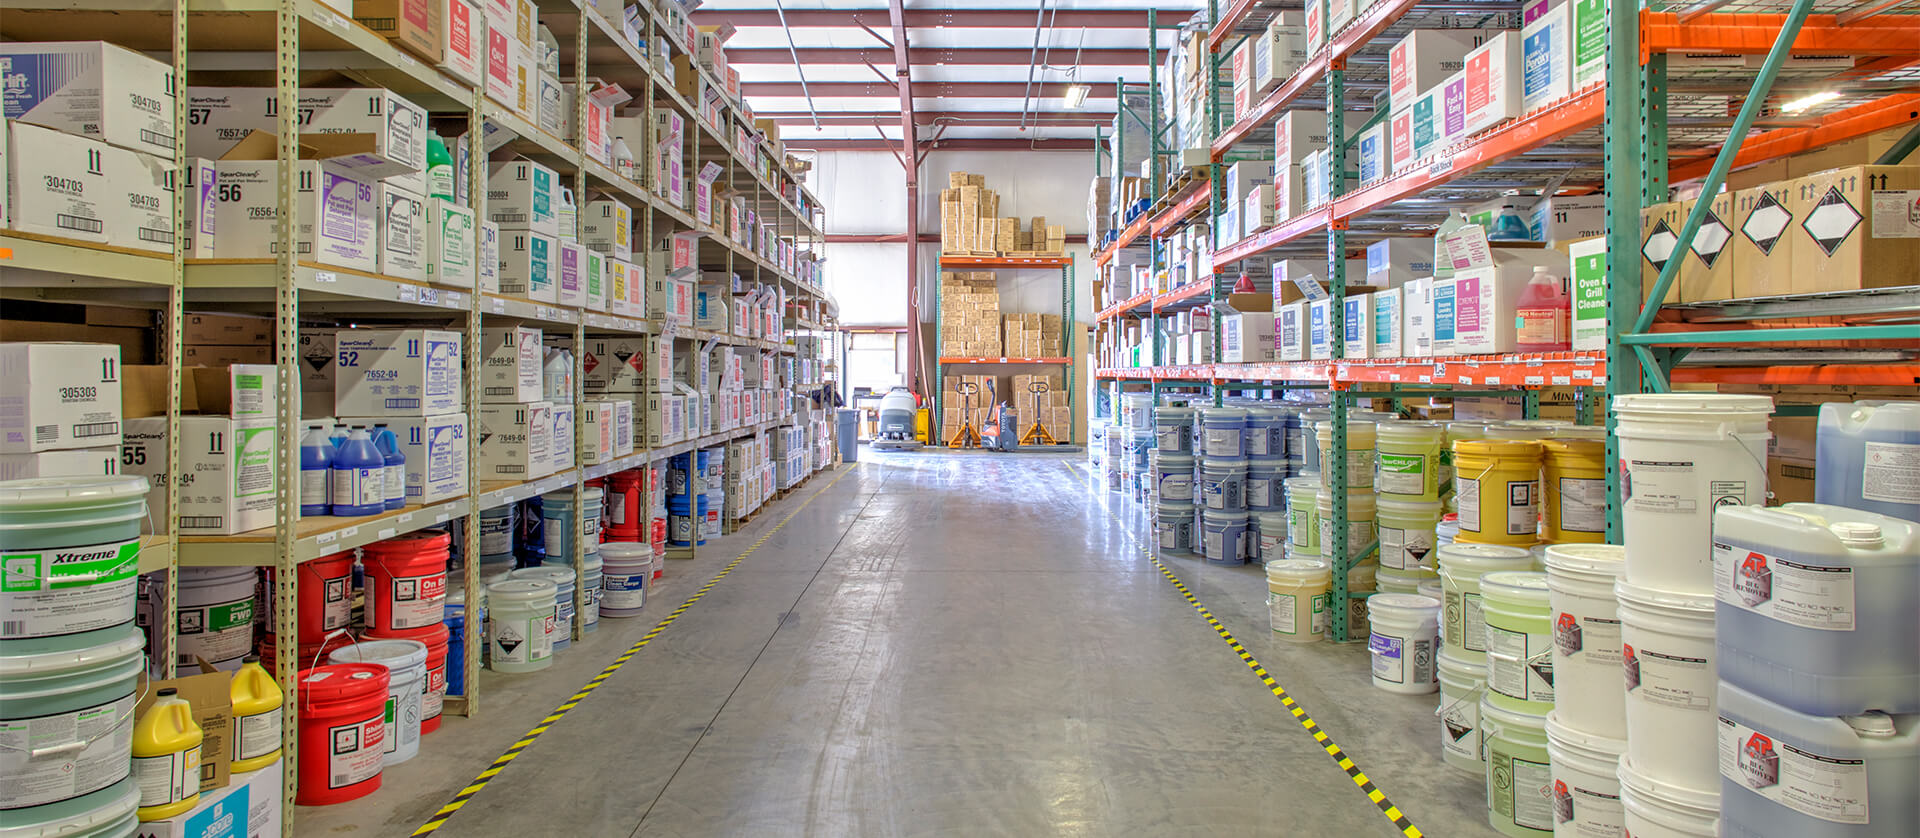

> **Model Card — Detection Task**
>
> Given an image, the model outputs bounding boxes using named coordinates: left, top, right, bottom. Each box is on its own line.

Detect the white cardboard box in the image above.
left=1308, top=297, right=1334, bottom=360
left=334, top=329, right=465, bottom=416
left=1430, top=277, right=1459, bottom=356
left=181, top=86, right=271, bottom=158
left=610, top=400, right=634, bottom=456
left=1357, top=120, right=1390, bottom=184
left=1568, top=236, right=1607, bottom=351
left=213, top=160, right=378, bottom=273
left=1521, top=4, right=1574, bottom=112
left=132, top=760, right=283, bottom=838
left=160, top=413, right=278, bottom=535
left=1343, top=294, right=1374, bottom=359
left=1389, top=30, right=1481, bottom=111
left=1371, top=286, right=1404, bottom=358
left=1367, top=238, right=1436, bottom=285
left=1219, top=311, right=1276, bottom=363
left=477, top=401, right=552, bottom=479
left=300, top=88, right=429, bottom=178
left=0, top=342, right=123, bottom=453
left=1438, top=70, right=1469, bottom=148
left=499, top=230, right=558, bottom=303
left=1531, top=194, right=1605, bottom=242
left=481, top=325, right=543, bottom=403
left=5, top=121, right=113, bottom=242
left=478, top=219, right=500, bottom=294
left=487, top=159, right=558, bottom=236
left=442, top=0, right=488, bottom=86
left=549, top=401, right=574, bottom=473
left=1402, top=277, right=1433, bottom=357
left=583, top=250, right=608, bottom=312
left=1464, top=31, right=1523, bottom=136
left=377, top=182, right=429, bottom=281
left=0, top=41, right=175, bottom=157
left=1272, top=110, right=1326, bottom=168
left=114, top=151, right=177, bottom=254
left=427, top=198, right=476, bottom=289
left=181, top=157, right=219, bottom=258
left=583, top=337, right=649, bottom=395
left=0, top=447, right=120, bottom=481
left=556, top=240, right=586, bottom=308
left=581, top=199, right=632, bottom=260
left=340, top=413, right=468, bottom=505
left=582, top=400, right=613, bottom=464
left=1277, top=302, right=1309, bottom=361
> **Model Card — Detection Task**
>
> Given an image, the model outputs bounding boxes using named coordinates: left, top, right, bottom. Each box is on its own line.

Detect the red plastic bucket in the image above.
left=604, top=471, right=643, bottom=541
left=258, top=632, right=353, bottom=673
left=295, top=663, right=389, bottom=805
left=274, top=551, right=353, bottom=644
left=368, top=622, right=449, bottom=734
left=361, top=531, right=449, bottom=637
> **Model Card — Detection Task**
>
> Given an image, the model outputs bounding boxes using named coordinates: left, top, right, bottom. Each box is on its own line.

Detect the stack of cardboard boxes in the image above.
left=1009, top=373, right=1070, bottom=439
left=1001, top=313, right=1064, bottom=359
left=939, top=172, right=1066, bottom=256
left=938, top=272, right=1003, bottom=357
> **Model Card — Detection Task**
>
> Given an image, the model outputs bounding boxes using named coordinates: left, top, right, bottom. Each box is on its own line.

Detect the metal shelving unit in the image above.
left=1092, top=0, right=1920, bottom=642
left=931, top=254, right=1078, bottom=443
left=0, top=0, right=835, bottom=827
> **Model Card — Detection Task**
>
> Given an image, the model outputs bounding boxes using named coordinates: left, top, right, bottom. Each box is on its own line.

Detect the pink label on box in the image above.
left=1456, top=273, right=1482, bottom=335
left=1443, top=75, right=1467, bottom=139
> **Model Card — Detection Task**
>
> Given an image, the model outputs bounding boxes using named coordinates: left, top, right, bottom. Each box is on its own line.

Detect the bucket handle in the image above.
left=1435, top=679, right=1486, bottom=725
left=301, top=627, right=363, bottom=712
left=0, top=654, right=151, bottom=760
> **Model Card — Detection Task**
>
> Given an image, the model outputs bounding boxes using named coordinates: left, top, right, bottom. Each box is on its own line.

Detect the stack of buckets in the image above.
left=354, top=530, right=451, bottom=746
left=1149, top=404, right=1196, bottom=556
left=667, top=451, right=711, bottom=546
left=1242, top=404, right=1288, bottom=561
left=1196, top=406, right=1250, bottom=564
left=1120, top=393, right=1154, bottom=501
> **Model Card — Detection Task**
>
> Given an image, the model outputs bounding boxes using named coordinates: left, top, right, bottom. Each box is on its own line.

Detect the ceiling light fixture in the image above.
left=1064, top=83, right=1091, bottom=109
left=1779, top=90, right=1840, bottom=113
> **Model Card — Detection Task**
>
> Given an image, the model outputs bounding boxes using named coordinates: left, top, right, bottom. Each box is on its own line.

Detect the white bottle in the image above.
left=537, top=25, right=561, bottom=78
left=612, top=137, right=637, bottom=182
left=556, top=187, right=578, bottom=242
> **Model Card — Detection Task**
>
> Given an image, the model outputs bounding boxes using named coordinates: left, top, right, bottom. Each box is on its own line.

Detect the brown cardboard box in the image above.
left=1784, top=129, right=1908, bottom=178
left=355, top=0, right=445, bottom=64
left=1682, top=190, right=1736, bottom=302
left=180, top=312, right=273, bottom=345
left=137, top=661, right=236, bottom=792
left=1788, top=165, right=1920, bottom=293
left=1727, top=158, right=1790, bottom=191
left=1639, top=201, right=1687, bottom=305
left=182, top=345, right=274, bottom=366
left=1731, top=182, right=1797, bottom=298
left=1769, top=457, right=1817, bottom=505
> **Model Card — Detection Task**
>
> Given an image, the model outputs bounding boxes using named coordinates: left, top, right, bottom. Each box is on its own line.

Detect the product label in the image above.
left=1159, top=472, right=1193, bottom=501
left=0, top=537, right=140, bottom=639
left=1457, top=476, right=1483, bottom=533
left=1624, top=459, right=1753, bottom=515
left=1861, top=440, right=1920, bottom=503
left=1492, top=750, right=1554, bottom=831
left=177, top=595, right=255, bottom=666
left=331, top=465, right=382, bottom=509
left=133, top=745, right=199, bottom=808
left=481, top=514, right=513, bottom=554
left=300, top=466, right=330, bottom=509
left=1869, top=189, right=1920, bottom=239
left=1622, top=643, right=1711, bottom=710
left=603, top=572, right=646, bottom=610
left=327, top=712, right=386, bottom=790
left=1380, top=523, right=1435, bottom=570
left=1555, top=476, right=1606, bottom=534
left=1447, top=590, right=1490, bottom=653
left=235, top=707, right=282, bottom=762
left=1713, top=543, right=1854, bottom=631
left=1289, top=501, right=1318, bottom=550
left=1370, top=633, right=1433, bottom=685
left=1204, top=428, right=1242, bottom=457
left=0, top=692, right=136, bottom=810
left=424, top=660, right=445, bottom=720
left=1376, top=452, right=1428, bottom=495
left=1554, top=610, right=1621, bottom=666
left=1440, top=691, right=1482, bottom=762
left=1718, top=717, right=1870, bottom=824
left=1246, top=477, right=1274, bottom=508
left=1486, top=624, right=1555, bottom=704
left=1347, top=448, right=1377, bottom=489
left=380, top=572, right=447, bottom=630
left=1553, top=770, right=1624, bottom=837
left=1319, top=516, right=1378, bottom=561
left=1506, top=479, right=1541, bottom=535
left=1269, top=591, right=1300, bottom=636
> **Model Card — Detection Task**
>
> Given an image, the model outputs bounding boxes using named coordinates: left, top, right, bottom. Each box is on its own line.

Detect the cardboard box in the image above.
left=583, top=250, right=607, bottom=312
left=213, top=160, right=378, bottom=273
left=1372, top=287, right=1404, bottom=358
left=1731, top=183, right=1795, bottom=298
left=0, top=447, right=120, bottom=480
left=1410, top=87, right=1443, bottom=161
left=1682, top=190, right=1736, bottom=302
left=440, top=0, right=487, bottom=85
left=548, top=401, right=574, bottom=473
left=1219, top=311, right=1276, bottom=363
left=1272, top=110, right=1326, bottom=168
left=581, top=199, right=632, bottom=260
left=1308, top=297, right=1334, bottom=359
left=135, top=664, right=234, bottom=792
left=553, top=240, right=584, bottom=308
left=581, top=400, right=612, bottom=464
left=181, top=345, right=272, bottom=367
left=1568, top=236, right=1607, bottom=351
left=4, top=121, right=113, bottom=242
left=1464, top=31, right=1522, bottom=136
left=1788, top=165, right=1920, bottom=293
left=1367, top=238, right=1434, bottom=286
left=1402, top=276, right=1434, bottom=356
left=376, top=182, right=429, bottom=281
left=182, top=314, right=273, bottom=346
left=297, top=88, right=429, bottom=178
left=0, top=342, right=123, bottom=453
left=333, top=329, right=464, bottom=416
left=123, top=408, right=276, bottom=536
left=177, top=157, right=219, bottom=258
left=132, top=761, right=283, bottom=838
left=582, top=336, right=651, bottom=394
left=355, top=0, right=445, bottom=63
left=1431, top=276, right=1459, bottom=355
left=1639, top=200, right=1686, bottom=305
left=1532, top=194, right=1604, bottom=242
left=1522, top=4, right=1573, bottom=112
left=0, top=41, right=175, bottom=157
left=481, top=325, right=543, bottom=403
left=1390, top=106, right=1415, bottom=169
left=499, top=230, right=558, bottom=302
left=1343, top=293, right=1375, bottom=358
left=1357, top=121, right=1391, bottom=184
left=477, top=401, right=552, bottom=478
left=1390, top=30, right=1481, bottom=110
left=484, top=14, right=518, bottom=109
left=486, top=159, right=558, bottom=236
left=426, top=198, right=476, bottom=290
left=112, top=151, right=178, bottom=254
left=1769, top=457, right=1817, bottom=506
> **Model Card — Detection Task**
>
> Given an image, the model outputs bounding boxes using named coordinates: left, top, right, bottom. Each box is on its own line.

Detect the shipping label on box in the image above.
left=1308, top=297, right=1333, bottom=360
left=499, top=231, right=557, bottom=303
left=1568, top=236, right=1607, bottom=352
left=611, top=400, right=633, bottom=456
left=1440, top=71, right=1468, bottom=147
left=477, top=401, right=551, bottom=478
left=0, top=342, right=123, bottom=453
left=484, top=18, right=518, bottom=108
left=441, top=0, right=487, bottom=85
left=1276, top=302, right=1307, bottom=361
left=1357, top=121, right=1390, bottom=184
left=427, top=198, right=475, bottom=290
left=1411, top=88, right=1442, bottom=161
left=0, top=41, right=176, bottom=157
left=549, top=402, right=574, bottom=473
left=181, top=158, right=219, bottom=258
left=481, top=325, right=543, bottom=403
left=1371, top=287, right=1403, bottom=357
left=4, top=121, right=113, bottom=242
left=334, top=329, right=464, bottom=416
left=581, top=400, right=611, bottom=464
left=1390, top=107, right=1415, bottom=171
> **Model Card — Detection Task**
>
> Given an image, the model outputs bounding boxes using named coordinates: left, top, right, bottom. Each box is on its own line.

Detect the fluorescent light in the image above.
left=1064, top=83, right=1091, bottom=109
left=1780, top=90, right=1840, bottom=113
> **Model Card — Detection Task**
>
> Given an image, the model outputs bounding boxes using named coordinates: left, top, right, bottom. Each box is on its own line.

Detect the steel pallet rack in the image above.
left=0, top=0, right=835, bottom=827
left=1093, top=0, right=1920, bottom=642
left=932, top=254, right=1079, bottom=443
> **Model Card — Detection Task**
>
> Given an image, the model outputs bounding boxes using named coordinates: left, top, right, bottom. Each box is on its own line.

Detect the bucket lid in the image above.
left=368, top=622, right=450, bottom=647
left=1544, top=710, right=1628, bottom=757
left=1201, top=509, right=1250, bottom=521
left=1265, top=558, right=1331, bottom=578
left=0, top=625, right=145, bottom=682
left=1613, top=577, right=1715, bottom=612
left=0, top=475, right=151, bottom=509
left=598, top=542, right=652, bottom=560
left=1543, top=544, right=1626, bottom=576
left=1284, top=476, right=1322, bottom=492
left=1614, top=393, right=1773, bottom=415
left=1438, top=543, right=1534, bottom=565
left=541, top=490, right=579, bottom=505
left=1376, top=496, right=1446, bottom=514
left=1453, top=438, right=1543, bottom=457
left=329, top=638, right=429, bottom=670
left=1376, top=420, right=1444, bottom=438
left=362, top=529, right=451, bottom=556
left=1480, top=571, right=1551, bottom=602
left=1548, top=426, right=1607, bottom=441
left=1616, top=756, right=1720, bottom=814
left=1200, top=407, right=1248, bottom=420
left=298, top=663, right=389, bottom=701
left=1156, top=406, right=1196, bottom=417
left=510, top=567, right=576, bottom=586
left=1368, top=593, right=1441, bottom=614
left=1540, top=438, right=1605, bottom=456
left=487, top=578, right=556, bottom=601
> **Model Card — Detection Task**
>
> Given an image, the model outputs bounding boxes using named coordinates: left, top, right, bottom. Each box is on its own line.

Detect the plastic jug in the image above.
left=425, top=133, right=454, bottom=202
left=1817, top=401, right=1920, bottom=524
left=133, top=688, right=203, bottom=820
left=1718, top=679, right=1919, bottom=838
left=300, top=424, right=334, bottom=516
left=373, top=424, right=406, bottom=511
left=1513, top=267, right=1570, bottom=352
left=331, top=427, right=386, bottom=516
left=230, top=654, right=284, bottom=773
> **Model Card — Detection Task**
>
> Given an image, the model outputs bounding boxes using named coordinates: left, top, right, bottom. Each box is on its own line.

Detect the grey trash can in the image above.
left=836, top=409, right=861, bottom=462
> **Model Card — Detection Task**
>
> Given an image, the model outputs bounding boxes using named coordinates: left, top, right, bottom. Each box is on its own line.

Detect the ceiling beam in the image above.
left=725, top=47, right=1166, bottom=66
left=785, top=138, right=1098, bottom=151
left=743, top=81, right=1120, bottom=98
left=763, top=111, right=1112, bottom=127
left=692, top=9, right=1174, bottom=28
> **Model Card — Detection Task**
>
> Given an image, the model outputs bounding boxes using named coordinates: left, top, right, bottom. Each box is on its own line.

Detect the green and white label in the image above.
left=0, top=538, right=140, bottom=639
left=177, top=595, right=256, bottom=666
left=1377, top=452, right=1429, bottom=495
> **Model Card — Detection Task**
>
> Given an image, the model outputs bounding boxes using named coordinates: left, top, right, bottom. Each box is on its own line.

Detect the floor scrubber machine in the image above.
left=872, top=386, right=924, bottom=451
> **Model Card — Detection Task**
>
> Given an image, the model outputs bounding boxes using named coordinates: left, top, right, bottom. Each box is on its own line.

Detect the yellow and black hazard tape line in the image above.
left=412, top=466, right=853, bottom=837
left=1077, top=463, right=1422, bottom=838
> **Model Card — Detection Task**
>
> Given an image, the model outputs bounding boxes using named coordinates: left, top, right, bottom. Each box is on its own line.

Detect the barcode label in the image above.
left=383, top=398, right=422, bottom=409
left=139, top=228, right=175, bottom=245
left=140, top=128, right=176, bottom=149
left=58, top=214, right=105, bottom=234
left=2, top=620, right=23, bottom=635
left=35, top=424, right=58, bottom=443
left=73, top=421, right=120, bottom=438
left=182, top=516, right=223, bottom=528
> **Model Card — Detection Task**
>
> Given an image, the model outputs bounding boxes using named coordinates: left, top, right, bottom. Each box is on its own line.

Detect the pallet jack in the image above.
left=946, top=381, right=983, bottom=448
left=1018, top=380, right=1057, bottom=446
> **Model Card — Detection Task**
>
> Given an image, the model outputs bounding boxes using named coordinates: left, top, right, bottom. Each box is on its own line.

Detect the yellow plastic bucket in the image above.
left=1540, top=439, right=1606, bottom=544
left=1452, top=440, right=1543, bottom=546
left=1442, top=421, right=1489, bottom=511
left=1375, top=421, right=1445, bottom=501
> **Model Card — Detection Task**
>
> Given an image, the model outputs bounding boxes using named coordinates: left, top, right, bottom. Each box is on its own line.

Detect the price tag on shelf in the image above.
left=315, top=7, right=350, bottom=35
left=377, top=528, right=397, bottom=541
left=314, top=272, right=337, bottom=284
left=398, top=285, right=417, bottom=302
left=1428, top=158, right=1454, bottom=177
left=315, top=531, right=338, bottom=546
left=1573, top=369, right=1594, bottom=380
left=337, top=526, right=359, bottom=542
left=1525, top=358, right=1544, bottom=367
left=435, top=513, right=449, bottom=524
left=1524, top=375, right=1545, bottom=386
left=1433, top=363, right=1447, bottom=378
left=1552, top=376, right=1572, bottom=386
left=1418, top=375, right=1433, bottom=383
left=1336, top=364, right=1351, bottom=377
left=1486, top=376, right=1502, bottom=385
left=419, top=288, right=441, bottom=305
left=1457, top=375, right=1474, bottom=385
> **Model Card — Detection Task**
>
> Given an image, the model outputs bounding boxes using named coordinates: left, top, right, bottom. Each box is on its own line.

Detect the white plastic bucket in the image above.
left=1438, top=544, right=1535, bottom=660
left=1154, top=406, right=1194, bottom=453
left=1544, top=544, right=1627, bottom=738
left=1617, top=756, right=1720, bottom=838
left=579, top=552, right=602, bottom=632
left=1245, top=457, right=1286, bottom=511
left=598, top=543, right=649, bottom=618
left=1482, top=571, right=1554, bottom=712
left=1200, top=461, right=1248, bottom=511
left=1437, top=648, right=1488, bottom=775
left=1156, top=503, right=1197, bottom=555
left=1285, top=477, right=1322, bottom=556
left=1317, top=419, right=1378, bottom=490
left=1368, top=593, right=1440, bottom=694
left=487, top=579, right=555, bottom=673
left=511, top=567, right=577, bottom=651
left=1614, top=393, right=1772, bottom=591
left=1378, top=496, right=1445, bottom=571
left=1200, top=510, right=1249, bottom=564
left=1616, top=579, right=1719, bottom=795
left=1481, top=698, right=1554, bottom=837
left=175, top=567, right=257, bottom=671
left=1120, top=393, right=1154, bottom=433
left=1253, top=511, right=1289, bottom=561
left=1377, top=566, right=1425, bottom=596
left=1376, top=421, right=1445, bottom=500
left=1316, top=489, right=1377, bottom=562
left=1545, top=711, right=1628, bottom=838
left=328, top=639, right=426, bottom=766
left=0, top=626, right=144, bottom=818
left=1199, top=407, right=1248, bottom=457
left=1265, top=559, right=1331, bottom=642
left=1151, top=451, right=1195, bottom=502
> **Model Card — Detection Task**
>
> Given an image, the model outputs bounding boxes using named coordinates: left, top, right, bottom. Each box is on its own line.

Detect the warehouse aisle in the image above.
left=306, top=452, right=1484, bottom=838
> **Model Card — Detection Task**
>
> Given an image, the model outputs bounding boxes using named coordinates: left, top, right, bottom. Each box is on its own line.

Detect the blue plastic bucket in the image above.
left=1201, top=510, right=1250, bottom=565
left=1151, top=451, right=1195, bottom=502
left=1244, top=407, right=1287, bottom=458
left=1199, top=408, right=1249, bottom=458
left=1246, top=457, right=1287, bottom=511
left=1154, top=407, right=1195, bottom=453
left=1156, top=502, right=1196, bottom=556
left=667, top=495, right=708, bottom=546
left=1200, top=460, right=1248, bottom=511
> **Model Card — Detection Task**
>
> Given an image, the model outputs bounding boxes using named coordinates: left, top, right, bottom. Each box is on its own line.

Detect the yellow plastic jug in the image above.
left=133, top=687, right=203, bottom=821
left=230, top=653, right=284, bottom=773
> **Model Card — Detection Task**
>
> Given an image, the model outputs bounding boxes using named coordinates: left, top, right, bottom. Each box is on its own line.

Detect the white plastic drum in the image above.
left=1616, top=579, right=1720, bottom=795
left=1544, top=544, right=1628, bottom=738
left=1368, top=594, right=1440, bottom=694
left=1613, top=393, right=1772, bottom=590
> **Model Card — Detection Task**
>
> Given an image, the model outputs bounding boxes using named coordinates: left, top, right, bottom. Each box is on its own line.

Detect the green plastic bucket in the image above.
left=0, top=624, right=146, bottom=826
left=0, top=477, right=149, bottom=643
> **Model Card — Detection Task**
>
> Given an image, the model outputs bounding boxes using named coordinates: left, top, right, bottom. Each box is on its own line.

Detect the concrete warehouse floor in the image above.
left=302, top=450, right=1485, bottom=837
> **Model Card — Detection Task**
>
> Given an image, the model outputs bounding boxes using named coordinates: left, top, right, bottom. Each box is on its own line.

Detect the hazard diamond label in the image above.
left=1691, top=211, right=1732, bottom=268
left=1741, top=192, right=1792, bottom=255
left=1642, top=218, right=1678, bottom=270
left=1802, top=187, right=1862, bottom=256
